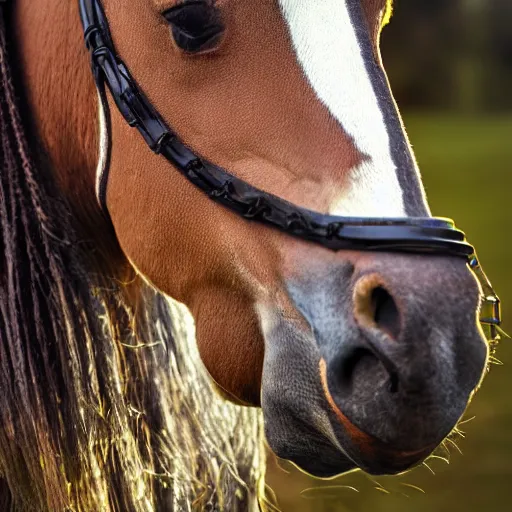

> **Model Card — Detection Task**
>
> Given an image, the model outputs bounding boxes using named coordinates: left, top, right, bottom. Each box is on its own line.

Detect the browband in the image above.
left=78, top=0, right=502, bottom=336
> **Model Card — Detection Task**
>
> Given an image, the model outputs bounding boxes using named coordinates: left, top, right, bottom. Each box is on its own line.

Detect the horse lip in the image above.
left=319, top=358, right=437, bottom=471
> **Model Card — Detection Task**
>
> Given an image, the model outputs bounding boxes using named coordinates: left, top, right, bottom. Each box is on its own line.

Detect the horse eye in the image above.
left=163, top=1, right=225, bottom=54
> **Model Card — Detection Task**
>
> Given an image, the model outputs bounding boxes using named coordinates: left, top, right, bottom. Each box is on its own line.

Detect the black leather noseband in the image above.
left=78, top=0, right=502, bottom=336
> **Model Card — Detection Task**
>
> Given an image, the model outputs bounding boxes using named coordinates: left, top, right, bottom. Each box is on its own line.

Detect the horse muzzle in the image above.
left=259, top=251, right=489, bottom=477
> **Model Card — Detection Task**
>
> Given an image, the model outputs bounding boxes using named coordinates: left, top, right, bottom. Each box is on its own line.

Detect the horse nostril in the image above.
left=353, top=275, right=402, bottom=341
left=339, top=347, right=377, bottom=389
left=340, top=345, right=400, bottom=394
left=372, top=286, right=401, bottom=341
left=352, top=275, right=402, bottom=393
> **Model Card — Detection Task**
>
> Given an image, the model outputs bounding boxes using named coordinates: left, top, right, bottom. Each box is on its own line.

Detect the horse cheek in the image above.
left=192, top=288, right=264, bottom=406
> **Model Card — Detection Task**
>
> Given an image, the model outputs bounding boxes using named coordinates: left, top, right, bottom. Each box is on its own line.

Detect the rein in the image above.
left=79, top=0, right=502, bottom=337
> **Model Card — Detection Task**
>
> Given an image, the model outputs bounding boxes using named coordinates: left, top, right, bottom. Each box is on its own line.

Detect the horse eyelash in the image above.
left=163, top=0, right=220, bottom=27
left=171, top=0, right=216, bottom=9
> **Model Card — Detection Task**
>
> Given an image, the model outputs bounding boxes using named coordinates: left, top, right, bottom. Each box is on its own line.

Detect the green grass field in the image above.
left=268, top=114, right=512, bottom=512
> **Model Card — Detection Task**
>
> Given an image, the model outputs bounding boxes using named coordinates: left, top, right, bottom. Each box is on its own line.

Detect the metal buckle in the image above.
left=469, top=256, right=504, bottom=343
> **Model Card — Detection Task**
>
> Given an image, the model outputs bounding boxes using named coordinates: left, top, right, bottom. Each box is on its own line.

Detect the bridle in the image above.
left=78, top=0, right=502, bottom=339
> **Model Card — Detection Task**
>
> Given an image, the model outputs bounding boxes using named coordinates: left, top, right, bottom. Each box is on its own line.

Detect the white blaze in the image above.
left=278, top=0, right=406, bottom=217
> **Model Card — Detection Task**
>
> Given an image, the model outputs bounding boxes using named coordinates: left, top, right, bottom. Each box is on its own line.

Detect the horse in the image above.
left=0, top=0, right=500, bottom=510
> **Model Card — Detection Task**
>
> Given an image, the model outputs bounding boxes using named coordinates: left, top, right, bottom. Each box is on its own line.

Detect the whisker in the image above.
left=440, top=440, right=451, bottom=457
left=264, top=483, right=279, bottom=505
left=422, top=461, right=436, bottom=475
left=400, top=483, right=426, bottom=494
left=274, top=459, right=291, bottom=475
left=365, top=475, right=383, bottom=487
left=365, top=474, right=391, bottom=494
left=496, top=326, right=511, bottom=339
left=457, top=416, right=476, bottom=426
left=445, top=438, right=463, bottom=455
left=300, top=485, right=360, bottom=498
left=488, top=355, right=504, bottom=366
left=428, top=454, right=450, bottom=465
left=452, top=427, right=466, bottom=438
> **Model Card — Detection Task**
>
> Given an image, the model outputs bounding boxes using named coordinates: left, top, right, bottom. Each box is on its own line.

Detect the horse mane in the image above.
left=0, top=7, right=264, bottom=511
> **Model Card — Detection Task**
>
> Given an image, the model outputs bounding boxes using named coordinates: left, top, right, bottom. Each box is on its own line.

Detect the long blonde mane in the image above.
left=0, top=8, right=265, bottom=511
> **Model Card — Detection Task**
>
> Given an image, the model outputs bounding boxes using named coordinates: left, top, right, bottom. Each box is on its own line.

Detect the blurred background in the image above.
left=267, top=1, right=512, bottom=510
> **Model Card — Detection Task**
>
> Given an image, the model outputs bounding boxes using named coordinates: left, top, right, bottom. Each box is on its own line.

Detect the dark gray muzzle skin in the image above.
left=260, top=253, right=488, bottom=477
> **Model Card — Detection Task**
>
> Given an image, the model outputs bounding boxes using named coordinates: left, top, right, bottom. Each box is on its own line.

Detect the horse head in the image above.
left=15, top=0, right=495, bottom=484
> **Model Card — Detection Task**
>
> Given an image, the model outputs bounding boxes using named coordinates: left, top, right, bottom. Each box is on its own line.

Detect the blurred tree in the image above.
left=487, top=0, right=512, bottom=110
left=381, top=0, right=512, bottom=112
